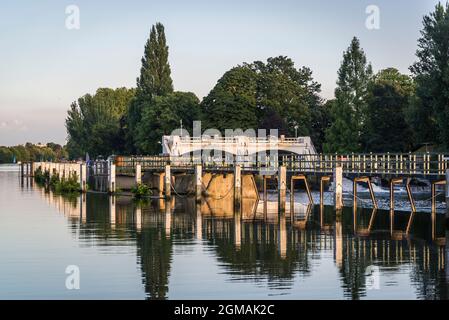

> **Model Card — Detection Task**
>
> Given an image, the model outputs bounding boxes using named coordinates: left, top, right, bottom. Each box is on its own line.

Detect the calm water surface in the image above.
left=1, top=164, right=448, bottom=299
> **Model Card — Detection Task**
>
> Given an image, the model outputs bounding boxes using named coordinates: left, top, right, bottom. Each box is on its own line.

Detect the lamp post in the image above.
left=294, top=125, right=299, bottom=138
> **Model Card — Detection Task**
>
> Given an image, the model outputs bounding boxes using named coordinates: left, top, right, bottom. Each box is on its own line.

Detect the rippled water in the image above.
left=0, top=164, right=448, bottom=299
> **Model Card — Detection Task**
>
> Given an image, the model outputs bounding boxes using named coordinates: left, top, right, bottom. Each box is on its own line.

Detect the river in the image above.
left=0, top=164, right=448, bottom=299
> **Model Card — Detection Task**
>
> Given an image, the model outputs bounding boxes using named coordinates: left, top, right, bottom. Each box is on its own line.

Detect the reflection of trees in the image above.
left=40, top=185, right=449, bottom=300
left=136, top=205, right=173, bottom=300
left=203, top=218, right=315, bottom=289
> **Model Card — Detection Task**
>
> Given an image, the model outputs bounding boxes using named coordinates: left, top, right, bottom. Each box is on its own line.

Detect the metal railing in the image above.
left=113, top=152, right=449, bottom=177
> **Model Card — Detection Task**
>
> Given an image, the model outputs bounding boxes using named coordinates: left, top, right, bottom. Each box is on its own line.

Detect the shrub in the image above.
left=131, top=183, right=152, bottom=199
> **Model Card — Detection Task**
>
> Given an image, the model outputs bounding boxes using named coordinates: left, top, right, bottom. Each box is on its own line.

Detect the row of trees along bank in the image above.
left=0, top=143, right=67, bottom=164
left=65, top=3, right=449, bottom=159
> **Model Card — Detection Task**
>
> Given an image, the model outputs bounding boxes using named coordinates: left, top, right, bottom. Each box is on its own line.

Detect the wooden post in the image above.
left=165, top=165, right=171, bottom=199
left=334, top=166, right=343, bottom=210
left=234, top=165, right=242, bottom=212
left=278, top=165, right=287, bottom=214
left=135, top=164, right=142, bottom=185
left=109, top=164, right=116, bottom=193
left=195, top=165, right=202, bottom=203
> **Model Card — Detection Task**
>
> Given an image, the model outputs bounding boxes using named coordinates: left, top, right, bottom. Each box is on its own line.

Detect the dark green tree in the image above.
left=324, top=37, right=373, bottom=153
left=201, top=56, right=323, bottom=146
left=66, top=87, right=135, bottom=158
left=410, top=2, right=449, bottom=149
left=127, top=23, right=174, bottom=153
left=135, top=92, right=200, bottom=154
left=363, top=68, right=415, bottom=152
left=201, top=66, right=258, bottom=132
left=252, top=57, right=316, bottom=138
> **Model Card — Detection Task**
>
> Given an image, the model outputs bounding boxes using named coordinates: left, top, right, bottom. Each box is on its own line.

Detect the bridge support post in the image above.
left=80, top=164, right=87, bottom=193
left=108, top=164, right=116, bottom=194
left=334, top=166, right=343, bottom=210
left=234, top=165, right=242, bottom=213
left=29, top=162, right=35, bottom=177
left=165, top=165, right=171, bottom=199
left=195, top=165, right=202, bottom=203
left=320, top=176, right=331, bottom=206
left=446, top=170, right=449, bottom=224
left=278, top=166, right=287, bottom=214
left=135, top=164, right=142, bottom=185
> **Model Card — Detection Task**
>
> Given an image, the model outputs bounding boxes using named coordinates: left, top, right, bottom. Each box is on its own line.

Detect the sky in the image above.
left=0, top=0, right=442, bottom=146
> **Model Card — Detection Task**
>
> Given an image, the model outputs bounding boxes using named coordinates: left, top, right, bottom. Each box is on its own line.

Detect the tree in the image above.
left=201, top=56, right=323, bottom=144
left=363, top=68, right=415, bottom=152
left=127, top=22, right=174, bottom=153
left=201, top=66, right=258, bottom=132
left=135, top=92, right=200, bottom=154
left=66, top=87, right=135, bottom=158
left=324, top=37, right=373, bottom=153
left=410, top=2, right=449, bottom=148
left=252, top=57, right=316, bottom=138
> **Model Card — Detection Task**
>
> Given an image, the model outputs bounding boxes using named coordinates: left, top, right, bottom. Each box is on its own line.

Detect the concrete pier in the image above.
left=108, top=164, right=116, bottom=193
left=135, top=164, right=142, bottom=185
left=446, top=170, right=449, bottom=222
left=234, top=165, right=242, bottom=212
left=278, top=166, right=287, bottom=214
left=334, top=166, right=343, bottom=210
left=195, top=165, right=202, bottom=203
left=165, top=165, right=171, bottom=199
left=80, top=164, right=87, bottom=192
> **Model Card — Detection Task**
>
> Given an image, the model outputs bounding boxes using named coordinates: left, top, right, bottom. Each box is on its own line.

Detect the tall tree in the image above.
left=126, top=22, right=174, bottom=153
left=410, top=2, right=449, bottom=149
left=324, top=37, right=373, bottom=153
left=363, top=68, right=415, bottom=152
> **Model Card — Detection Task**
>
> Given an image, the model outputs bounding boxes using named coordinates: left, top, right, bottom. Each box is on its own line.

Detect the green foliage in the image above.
left=409, top=2, right=449, bottom=148
left=363, top=68, right=414, bottom=152
left=324, top=37, right=373, bottom=153
left=127, top=22, right=174, bottom=154
left=53, top=175, right=81, bottom=194
left=201, top=56, right=323, bottom=144
left=33, top=167, right=49, bottom=185
left=131, top=183, right=153, bottom=198
left=66, top=87, right=135, bottom=158
left=0, top=143, right=67, bottom=163
left=34, top=168, right=81, bottom=194
left=201, top=66, right=258, bottom=132
left=135, top=92, right=200, bottom=154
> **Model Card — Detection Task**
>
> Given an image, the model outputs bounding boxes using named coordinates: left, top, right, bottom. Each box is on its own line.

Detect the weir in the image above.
left=30, top=151, right=449, bottom=231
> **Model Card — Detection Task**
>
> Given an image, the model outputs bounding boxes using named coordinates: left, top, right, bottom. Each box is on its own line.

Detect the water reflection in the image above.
left=35, top=185, right=449, bottom=300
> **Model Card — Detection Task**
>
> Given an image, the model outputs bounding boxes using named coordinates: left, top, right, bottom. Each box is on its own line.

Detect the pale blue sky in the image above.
left=0, top=0, right=442, bottom=145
